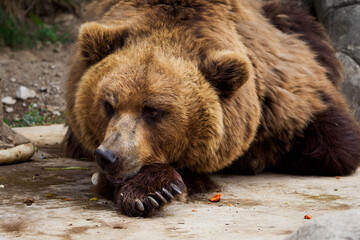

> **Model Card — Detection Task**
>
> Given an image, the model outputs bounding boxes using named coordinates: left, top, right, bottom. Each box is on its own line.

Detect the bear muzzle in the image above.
left=94, top=146, right=119, bottom=171
left=94, top=142, right=144, bottom=183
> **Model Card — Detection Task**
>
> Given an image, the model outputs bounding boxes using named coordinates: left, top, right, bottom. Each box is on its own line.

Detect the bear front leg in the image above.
left=114, top=163, right=186, bottom=217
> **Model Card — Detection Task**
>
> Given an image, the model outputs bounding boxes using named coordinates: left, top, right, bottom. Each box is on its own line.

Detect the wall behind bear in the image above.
left=284, top=0, right=360, bottom=122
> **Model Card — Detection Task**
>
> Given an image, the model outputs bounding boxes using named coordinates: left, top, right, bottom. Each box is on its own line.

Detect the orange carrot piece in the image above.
left=210, top=193, right=221, bottom=202
left=304, top=214, right=312, bottom=219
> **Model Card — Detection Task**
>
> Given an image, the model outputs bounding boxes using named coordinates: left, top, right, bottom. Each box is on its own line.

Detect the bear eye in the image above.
left=142, top=106, right=164, bottom=124
left=104, top=100, right=114, bottom=117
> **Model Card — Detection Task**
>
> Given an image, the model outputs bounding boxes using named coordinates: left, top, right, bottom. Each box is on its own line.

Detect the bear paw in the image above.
left=114, top=163, right=186, bottom=217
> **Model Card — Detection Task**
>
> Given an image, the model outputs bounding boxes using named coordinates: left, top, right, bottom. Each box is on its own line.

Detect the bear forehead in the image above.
left=94, top=49, right=204, bottom=107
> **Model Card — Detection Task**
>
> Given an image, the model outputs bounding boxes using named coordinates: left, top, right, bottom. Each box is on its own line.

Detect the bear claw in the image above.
left=162, top=187, right=174, bottom=199
left=170, top=183, right=183, bottom=195
left=135, top=199, right=145, bottom=211
left=155, top=191, right=168, bottom=204
left=114, top=164, right=187, bottom=217
left=147, top=196, right=160, bottom=207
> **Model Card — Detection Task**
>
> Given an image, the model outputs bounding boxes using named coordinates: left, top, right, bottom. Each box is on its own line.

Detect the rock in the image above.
left=16, top=86, right=37, bottom=100
left=5, top=107, right=14, bottom=113
left=52, top=111, right=61, bottom=116
left=40, top=86, right=48, bottom=92
left=1, top=96, right=16, bottom=105
left=330, top=5, right=360, bottom=65
left=337, top=52, right=360, bottom=121
left=13, top=114, right=21, bottom=121
left=285, top=209, right=360, bottom=240
left=313, top=0, right=360, bottom=28
left=313, top=0, right=360, bottom=122
left=10, top=78, right=16, bottom=83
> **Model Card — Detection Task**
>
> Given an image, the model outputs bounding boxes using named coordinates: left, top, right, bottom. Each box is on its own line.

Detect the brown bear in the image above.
left=63, top=0, right=360, bottom=217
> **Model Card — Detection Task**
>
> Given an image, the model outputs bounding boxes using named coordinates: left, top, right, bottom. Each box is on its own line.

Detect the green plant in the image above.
left=0, top=3, right=74, bottom=49
left=3, top=104, right=66, bottom=127
left=0, top=9, right=29, bottom=48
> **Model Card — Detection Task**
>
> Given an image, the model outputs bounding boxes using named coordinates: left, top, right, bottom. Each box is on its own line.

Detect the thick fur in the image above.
left=262, top=1, right=343, bottom=88
left=63, top=0, right=360, bottom=217
left=272, top=92, right=360, bottom=176
left=114, top=164, right=186, bottom=217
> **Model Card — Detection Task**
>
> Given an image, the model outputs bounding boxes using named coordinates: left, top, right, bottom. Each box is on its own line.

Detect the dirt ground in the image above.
left=0, top=13, right=81, bottom=125
left=0, top=125, right=359, bottom=240
left=0, top=46, right=70, bottom=123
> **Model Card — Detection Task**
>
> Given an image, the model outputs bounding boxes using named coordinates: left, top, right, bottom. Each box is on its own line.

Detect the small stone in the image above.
left=14, top=114, right=21, bottom=121
left=16, top=86, right=37, bottom=100
left=46, top=105, right=55, bottom=112
left=40, top=86, right=48, bottom=92
left=5, top=107, right=14, bottom=113
left=52, top=111, right=61, bottom=116
left=1, top=96, right=16, bottom=105
left=22, top=103, right=27, bottom=108
left=32, top=103, right=38, bottom=108
left=10, top=78, right=16, bottom=83
left=50, top=65, right=56, bottom=69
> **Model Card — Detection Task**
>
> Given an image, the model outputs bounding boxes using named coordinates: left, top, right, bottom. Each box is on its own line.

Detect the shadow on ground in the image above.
left=0, top=124, right=359, bottom=240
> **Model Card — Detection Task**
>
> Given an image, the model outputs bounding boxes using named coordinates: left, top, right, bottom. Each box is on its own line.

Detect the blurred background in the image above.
left=0, top=0, right=359, bottom=129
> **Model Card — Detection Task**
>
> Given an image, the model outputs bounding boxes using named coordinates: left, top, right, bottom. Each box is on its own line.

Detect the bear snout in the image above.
left=94, top=146, right=119, bottom=171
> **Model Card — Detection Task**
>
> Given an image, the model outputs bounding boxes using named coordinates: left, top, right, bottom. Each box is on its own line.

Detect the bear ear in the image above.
left=200, top=50, right=252, bottom=98
left=78, top=22, right=129, bottom=64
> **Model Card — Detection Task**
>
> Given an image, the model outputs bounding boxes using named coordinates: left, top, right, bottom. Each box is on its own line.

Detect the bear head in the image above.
left=73, top=21, right=253, bottom=182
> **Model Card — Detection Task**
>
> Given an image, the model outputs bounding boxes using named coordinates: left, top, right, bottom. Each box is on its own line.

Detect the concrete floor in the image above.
left=0, top=124, right=359, bottom=240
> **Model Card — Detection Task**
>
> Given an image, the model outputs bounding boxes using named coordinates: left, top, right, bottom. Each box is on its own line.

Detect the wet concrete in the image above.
left=0, top=124, right=359, bottom=239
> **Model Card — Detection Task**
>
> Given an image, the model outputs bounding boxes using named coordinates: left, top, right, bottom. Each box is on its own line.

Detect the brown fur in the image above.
left=114, top=163, right=186, bottom=217
left=64, top=0, right=360, bottom=217
left=262, top=0, right=343, bottom=88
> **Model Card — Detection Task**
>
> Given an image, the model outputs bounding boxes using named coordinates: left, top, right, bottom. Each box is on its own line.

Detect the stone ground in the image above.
left=0, top=125, right=359, bottom=240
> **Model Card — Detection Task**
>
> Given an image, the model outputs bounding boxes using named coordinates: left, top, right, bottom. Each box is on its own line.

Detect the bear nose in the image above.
left=94, top=147, right=119, bottom=170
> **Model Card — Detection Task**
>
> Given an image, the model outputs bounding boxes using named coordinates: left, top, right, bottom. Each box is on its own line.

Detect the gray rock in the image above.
left=337, top=52, right=360, bottom=121
left=5, top=107, right=14, bottom=113
left=16, top=86, right=37, bottom=100
left=330, top=5, right=360, bottom=64
left=313, top=0, right=360, bottom=122
left=10, top=78, right=16, bottom=83
left=285, top=209, right=360, bottom=240
left=40, top=86, right=48, bottom=92
left=52, top=111, right=61, bottom=116
left=1, top=96, right=16, bottom=105
left=314, top=0, right=360, bottom=28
